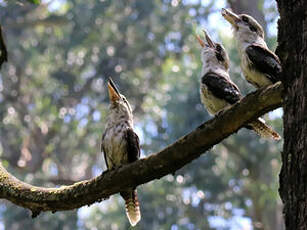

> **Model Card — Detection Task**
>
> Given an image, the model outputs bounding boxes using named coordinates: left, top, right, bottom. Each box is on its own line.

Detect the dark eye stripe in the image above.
left=249, top=25, right=257, bottom=32
left=122, top=98, right=130, bottom=108
left=242, top=16, right=249, bottom=22
left=215, top=44, right=225, bottom=63
left=216, top=52, right=224, bottom=63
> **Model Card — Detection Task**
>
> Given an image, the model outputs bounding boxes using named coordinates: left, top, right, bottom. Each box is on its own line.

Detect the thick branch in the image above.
left=0, top=82, right=283, bottom=216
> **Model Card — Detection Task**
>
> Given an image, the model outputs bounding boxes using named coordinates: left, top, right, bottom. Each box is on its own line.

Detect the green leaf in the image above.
left=27, top=0, right=40, bottom=4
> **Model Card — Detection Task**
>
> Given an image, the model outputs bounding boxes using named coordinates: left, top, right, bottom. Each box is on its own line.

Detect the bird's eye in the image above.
left=122, top=97, right=130, bottom=107
left=242, top=16, right=249, bottom=22
left=216, top=44, right=222, bottom=52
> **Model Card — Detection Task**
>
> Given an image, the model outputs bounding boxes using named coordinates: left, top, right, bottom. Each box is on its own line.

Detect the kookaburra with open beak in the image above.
left=101, top=78, right=141, bottom=226
left=197, top=30, right=280, bottom=140
left=221, top=8, right=282, bottom=88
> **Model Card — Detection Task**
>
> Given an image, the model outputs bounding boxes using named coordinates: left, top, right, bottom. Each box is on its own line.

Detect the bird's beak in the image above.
left=107, top=78, right=121, bottom=102
left=221, top=8, right=240, bottom=29
left=196, top=34, right=205, bottom=48
left=203, top=30, right=215, bottom=48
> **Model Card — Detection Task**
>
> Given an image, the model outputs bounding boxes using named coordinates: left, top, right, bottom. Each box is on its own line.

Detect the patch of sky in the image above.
left=182, top=0, right=200, bottom=5
left=78, top=118, right=88, bottom=127
left=264, top=0, right=278, bottom=37
left=0, top=204, right=6, bottom=213
left=269, top=108, right=283, bottom=119
left=50, top=162, right=58, bottom=176
left=134, top=125, right=144, bottom=143
left=92, top=110, right=101, bottom=121
left=78, top=206, right=90, bottom=219
left=81, top=68, right=96, bottom=80
left=43, top=0, right=65, bottom=12
left=145, top=120, right=158, bottom=137
left=0, top=1, right=7, bottom=7
left=76, top=218, right=84, bottom=230
left=209, top=215, right=252, bottom=230
left=210, top=0, right=226, bottom=9
left=75, top=103, right=90, bottom=120
left=171, top=224, right=179, bottom=230
left=92, top=164, right=103, bottom=177
left=63, top=115, right=71, bottom=123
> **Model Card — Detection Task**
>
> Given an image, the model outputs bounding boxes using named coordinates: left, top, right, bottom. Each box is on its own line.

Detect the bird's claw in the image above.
left=215, top=110, right=225, bottom=118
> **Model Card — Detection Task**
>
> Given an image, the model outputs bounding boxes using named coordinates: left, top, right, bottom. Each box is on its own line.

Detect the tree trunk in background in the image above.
left=227, top=0, right=267, bottom=32
left=276, top=1, right=307, bottom=229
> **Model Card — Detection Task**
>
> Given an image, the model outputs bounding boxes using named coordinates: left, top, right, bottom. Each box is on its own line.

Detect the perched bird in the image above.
left=221, top=8, right=282, bottom=88
left=101, top=78, right=141, bottom=226
left=196, top=30, right=280, bottom=140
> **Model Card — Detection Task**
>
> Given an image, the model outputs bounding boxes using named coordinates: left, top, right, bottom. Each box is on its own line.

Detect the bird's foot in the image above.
left=215, top=110, right=225, bottom=118
left=113, top=165, right=123, bottom=171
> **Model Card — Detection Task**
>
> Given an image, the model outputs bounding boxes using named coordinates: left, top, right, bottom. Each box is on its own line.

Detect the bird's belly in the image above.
left=241, top=56, right=272, bottom=88
left=200, top=87, right=228, bottom=115
left=103, top=129, right=129, bottom=169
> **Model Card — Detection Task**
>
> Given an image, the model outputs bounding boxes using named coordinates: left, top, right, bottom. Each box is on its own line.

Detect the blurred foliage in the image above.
left=0, top=0, right=283, bottom=230
left=27, top=0, right=41, bottom=4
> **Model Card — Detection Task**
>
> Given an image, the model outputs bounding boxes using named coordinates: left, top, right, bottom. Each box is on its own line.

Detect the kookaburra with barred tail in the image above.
left=101, top=79, right=141, bottom=226
left=221, top=8, right=282, bottom=88
left=197, top=30, right=280, bottom=140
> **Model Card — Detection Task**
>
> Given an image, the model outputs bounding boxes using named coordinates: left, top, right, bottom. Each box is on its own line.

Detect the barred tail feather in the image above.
left=248, top=118, right=281, bottom=140
left=120, top=190, right=141, bottom=226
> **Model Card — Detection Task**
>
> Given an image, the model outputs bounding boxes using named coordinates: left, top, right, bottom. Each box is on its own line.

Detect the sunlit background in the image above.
left=0, top=0, right=283, bottom=229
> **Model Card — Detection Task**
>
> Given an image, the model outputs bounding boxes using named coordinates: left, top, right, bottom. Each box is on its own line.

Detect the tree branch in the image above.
left=0, top=82, right=283, bottom=217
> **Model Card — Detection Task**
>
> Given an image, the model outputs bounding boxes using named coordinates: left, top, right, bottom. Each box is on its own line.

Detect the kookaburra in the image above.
left=101, top=79, right=141, bottom=226
left=221, top=8, right=282, bottom=88
left=197, top=30, right=280, bottom=140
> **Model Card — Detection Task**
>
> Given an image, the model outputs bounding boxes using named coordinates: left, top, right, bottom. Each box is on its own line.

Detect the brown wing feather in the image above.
left=125, top=128, right=140, bottom=163
left=201, top=72, right=242, bottom=105
left=101, top=132, right=109, bottom=169
left=246, top=44, right=282, bottom=83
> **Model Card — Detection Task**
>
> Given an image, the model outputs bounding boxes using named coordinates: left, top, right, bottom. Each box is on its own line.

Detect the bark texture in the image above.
left=0, top=82, right=283, bottom=217
left=276, top=1, right=307, bottom=230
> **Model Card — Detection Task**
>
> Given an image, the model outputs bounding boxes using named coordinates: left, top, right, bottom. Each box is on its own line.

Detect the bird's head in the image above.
left=107, top=78, right=133, bottom=120
left=222, top=8, right=264, bottom=42
left=196, top=30, right=230, bottom=71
